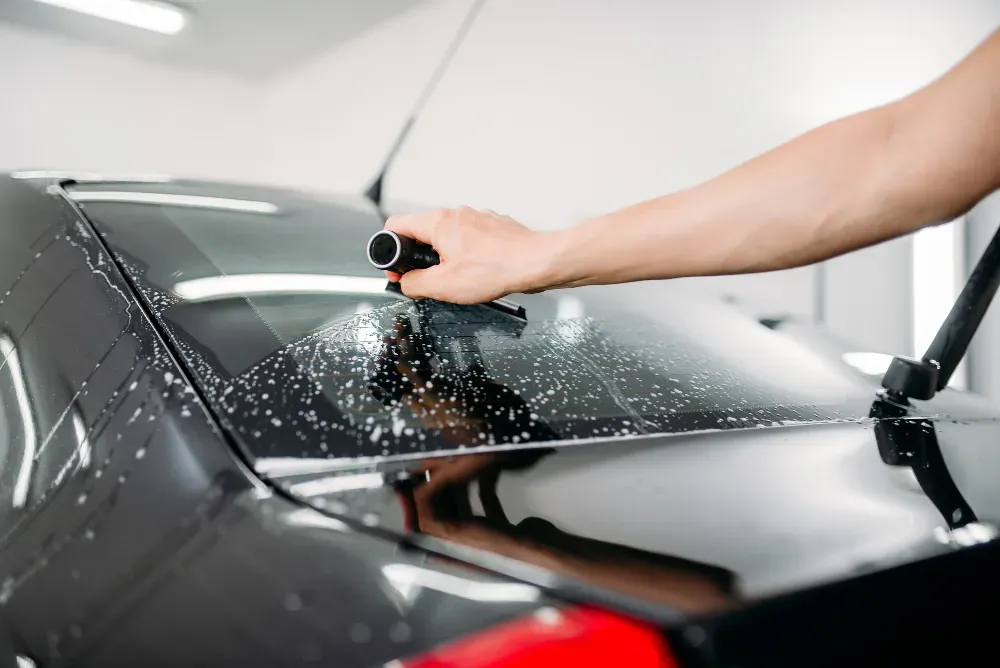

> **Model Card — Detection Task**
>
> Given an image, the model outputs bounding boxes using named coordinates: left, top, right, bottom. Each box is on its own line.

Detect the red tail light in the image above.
left=401, top=606, right=678, bottom=668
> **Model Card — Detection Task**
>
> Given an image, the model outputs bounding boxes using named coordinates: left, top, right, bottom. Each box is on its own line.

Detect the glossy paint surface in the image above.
left=0, top=177, right=548, bottom=666
left=4, top=175, right=1000, bottom=667
left=71, top=179, right=1000, bottom=606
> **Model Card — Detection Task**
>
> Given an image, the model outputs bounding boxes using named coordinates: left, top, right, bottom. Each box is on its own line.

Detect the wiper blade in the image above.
left=384, top=281, right=527, bottom=323
left=881, top=220, right=1000, bottom=401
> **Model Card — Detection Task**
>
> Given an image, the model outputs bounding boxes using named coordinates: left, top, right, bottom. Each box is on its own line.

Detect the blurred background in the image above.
left=4, top=0, right=1000, bottom=399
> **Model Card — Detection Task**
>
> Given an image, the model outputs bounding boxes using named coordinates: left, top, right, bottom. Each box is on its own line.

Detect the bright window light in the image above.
left=912, top=219, right=965, bottom=389
left=68, top=191, right=278, bottom=214
left=33, top=0, right=186, bottom=35
left=841, top=351, right=894, bottom=376
left=173, top=274, right=392, bottom=302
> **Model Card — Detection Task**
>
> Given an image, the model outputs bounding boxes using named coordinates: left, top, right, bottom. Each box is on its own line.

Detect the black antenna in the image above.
left=364, top=0, right=488, bottom=208
left=881, top=220, right=1000, bottom=401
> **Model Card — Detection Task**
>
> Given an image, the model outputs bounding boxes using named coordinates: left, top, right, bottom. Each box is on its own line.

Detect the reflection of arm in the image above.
left=409, top=454, right=737, bottom=615
left=513, top=517, right=735, bottom=614
left=370, top=314, right=559, bottom=446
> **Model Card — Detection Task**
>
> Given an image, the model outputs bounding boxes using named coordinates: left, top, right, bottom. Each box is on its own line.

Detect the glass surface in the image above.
left=72, top=181, right=878, bottom=463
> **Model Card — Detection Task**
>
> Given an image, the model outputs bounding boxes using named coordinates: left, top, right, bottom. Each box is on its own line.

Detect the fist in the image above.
left=382, top=206, right=553, bottom=304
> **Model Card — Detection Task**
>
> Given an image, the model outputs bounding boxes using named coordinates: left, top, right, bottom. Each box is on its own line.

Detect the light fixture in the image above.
left=841, top=351, right=894, bottom=376
left=33, top=0, right=186, bottom=35
left=68, top=191, right=278, bottom=214
left=172, top=274, right=392, bottom=303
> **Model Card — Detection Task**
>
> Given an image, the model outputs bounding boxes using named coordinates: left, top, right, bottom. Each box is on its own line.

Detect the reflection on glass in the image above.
left=71, top=192, right=276, bottom=214
left=369, top=312, right=552, bottom=448
left=172, top=274, right=391, bottom=302
left=1, top=333, right=37, bottom=509
left=374, top=329, right=738, bottom=613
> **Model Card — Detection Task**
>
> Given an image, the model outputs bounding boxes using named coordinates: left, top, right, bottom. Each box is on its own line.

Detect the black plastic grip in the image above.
left=367, top=230, right=440, bottom=273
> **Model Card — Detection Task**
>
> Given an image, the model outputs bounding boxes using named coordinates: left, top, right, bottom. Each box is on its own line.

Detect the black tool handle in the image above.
left=367, top=230, right=440, bottom=273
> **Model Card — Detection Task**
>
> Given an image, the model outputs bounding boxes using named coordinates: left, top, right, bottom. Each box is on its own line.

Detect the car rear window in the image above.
left=70, top=182, right=876, bottom=463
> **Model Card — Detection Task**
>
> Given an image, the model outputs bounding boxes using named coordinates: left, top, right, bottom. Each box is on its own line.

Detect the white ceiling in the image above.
left=0, top=0, right=422, bottom=80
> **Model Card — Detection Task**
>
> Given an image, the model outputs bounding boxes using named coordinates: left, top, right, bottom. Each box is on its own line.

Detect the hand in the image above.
left=383, top=207, right=558, bottom=303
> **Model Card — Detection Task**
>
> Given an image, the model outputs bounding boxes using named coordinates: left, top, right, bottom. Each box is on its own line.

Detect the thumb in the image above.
left=399, top=265, right=449, bottom=300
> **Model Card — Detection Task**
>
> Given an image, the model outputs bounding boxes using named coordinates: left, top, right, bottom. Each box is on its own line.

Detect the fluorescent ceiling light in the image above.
left=68, top=191, right=277, bottom=214
left=173, top=274, right=391, bottom=303
left=33, top=0, right=186, bottom=35
left=841, top=351, right=893, bottom=376
left=11, top=170, right=172, bottom=183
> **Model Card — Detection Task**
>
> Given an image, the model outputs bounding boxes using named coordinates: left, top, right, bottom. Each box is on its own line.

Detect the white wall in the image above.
left=4, top=2, right=999, bottom=362
left=256, top=0, right=1000, bottom=355
left=0, top=22, right=259, bottom=181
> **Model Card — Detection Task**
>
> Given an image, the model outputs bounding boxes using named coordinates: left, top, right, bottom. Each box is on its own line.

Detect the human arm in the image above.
left=384, top=29, right=1000, bottom=303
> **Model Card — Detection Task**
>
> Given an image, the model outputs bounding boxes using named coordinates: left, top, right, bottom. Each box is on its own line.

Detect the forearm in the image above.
left=385, top=31, right=1000, bottom=305
left=537, top=31, right=1000, bottom=291
left=540, top=106, right=914, bottom=288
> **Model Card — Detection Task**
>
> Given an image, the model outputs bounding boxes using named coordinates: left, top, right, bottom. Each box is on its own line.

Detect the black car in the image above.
left=1, top=172, right=999, bottom=668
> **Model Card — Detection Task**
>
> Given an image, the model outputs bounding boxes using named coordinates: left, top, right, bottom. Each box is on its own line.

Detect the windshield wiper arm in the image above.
left=881, top=220, right=1000, bottom=401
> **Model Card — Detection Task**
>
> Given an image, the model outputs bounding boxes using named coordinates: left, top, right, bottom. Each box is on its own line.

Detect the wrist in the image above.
left=519, top=229, right=575, bottom=292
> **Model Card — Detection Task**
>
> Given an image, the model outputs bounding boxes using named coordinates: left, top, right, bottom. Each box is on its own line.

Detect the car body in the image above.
left=1, top=172, right=999, bottom=667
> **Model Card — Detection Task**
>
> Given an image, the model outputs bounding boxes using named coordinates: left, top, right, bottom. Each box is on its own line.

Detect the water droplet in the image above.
left=135, top=448, right=146, bottom=460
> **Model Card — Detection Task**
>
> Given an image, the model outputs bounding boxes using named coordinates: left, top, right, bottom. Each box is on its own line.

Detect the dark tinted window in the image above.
left=71, top=182, right=877, bottom=464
